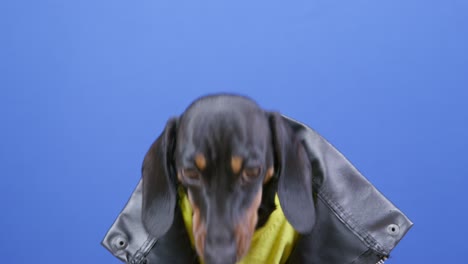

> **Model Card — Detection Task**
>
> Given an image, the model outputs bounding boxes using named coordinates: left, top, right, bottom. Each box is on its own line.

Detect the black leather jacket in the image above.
left=102, top=117, right=412, bottom=264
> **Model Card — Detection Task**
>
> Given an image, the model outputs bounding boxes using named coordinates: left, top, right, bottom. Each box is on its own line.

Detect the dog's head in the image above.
left=142, top=94, right=315, bottom=264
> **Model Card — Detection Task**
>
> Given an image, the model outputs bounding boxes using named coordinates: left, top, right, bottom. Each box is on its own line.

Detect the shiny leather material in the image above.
left=102, top=116, right=413, bottom=264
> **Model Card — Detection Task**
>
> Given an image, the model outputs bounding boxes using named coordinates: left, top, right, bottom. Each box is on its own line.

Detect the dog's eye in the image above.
left=182, top=168, right=200, bottom=180
left=243, top=167, right=261, bottom=180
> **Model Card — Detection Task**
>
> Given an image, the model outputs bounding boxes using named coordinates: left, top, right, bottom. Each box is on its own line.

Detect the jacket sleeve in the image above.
left=285, top=116, right=413, bottom=263
left=101, top=180, right=197, bottom=264
left=101, top=180, right=157, bottom=263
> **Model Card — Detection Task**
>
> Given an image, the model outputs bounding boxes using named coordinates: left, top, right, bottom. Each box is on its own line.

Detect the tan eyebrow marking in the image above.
left=194, top=153, right=206, bottom=170
left=231, top=156, right=243, bottom=174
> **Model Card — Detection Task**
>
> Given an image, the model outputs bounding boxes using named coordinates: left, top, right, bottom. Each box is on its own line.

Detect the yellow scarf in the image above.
left=178, top=187, right=299, bottom=264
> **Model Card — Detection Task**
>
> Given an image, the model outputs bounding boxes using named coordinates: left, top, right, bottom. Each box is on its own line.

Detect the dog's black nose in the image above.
left=204, top=232, right=237, bottom=264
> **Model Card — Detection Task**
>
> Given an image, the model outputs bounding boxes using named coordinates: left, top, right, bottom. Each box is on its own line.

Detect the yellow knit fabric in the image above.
left=178, top=187, right=299, bottom=264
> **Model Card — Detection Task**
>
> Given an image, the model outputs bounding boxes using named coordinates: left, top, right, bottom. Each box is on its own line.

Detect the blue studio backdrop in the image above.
left=1, top=0, right=467, bottom=263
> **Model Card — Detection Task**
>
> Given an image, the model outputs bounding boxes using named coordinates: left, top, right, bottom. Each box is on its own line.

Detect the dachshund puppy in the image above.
left=141, top=94, right=315, bottom=264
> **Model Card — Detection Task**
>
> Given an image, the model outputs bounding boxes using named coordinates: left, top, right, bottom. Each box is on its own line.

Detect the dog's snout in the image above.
left=206, top=228, right=235, bottom=246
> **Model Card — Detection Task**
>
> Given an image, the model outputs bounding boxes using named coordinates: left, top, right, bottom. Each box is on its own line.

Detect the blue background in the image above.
left=1, top=0, right=467, bottom=263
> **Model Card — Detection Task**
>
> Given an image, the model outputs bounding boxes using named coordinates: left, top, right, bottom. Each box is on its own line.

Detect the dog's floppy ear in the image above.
left=142, top=118, right=178, bottom=238
left=269, top=112, right=316, bottom=234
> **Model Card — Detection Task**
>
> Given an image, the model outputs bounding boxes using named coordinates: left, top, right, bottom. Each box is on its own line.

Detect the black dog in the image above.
left=141, top=94, right=315, bottom=264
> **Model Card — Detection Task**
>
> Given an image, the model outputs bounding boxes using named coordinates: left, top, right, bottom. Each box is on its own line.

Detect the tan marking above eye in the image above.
left=231, top=156, right=243, bottom=174
left=194, top=153, right=206, bottom=170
